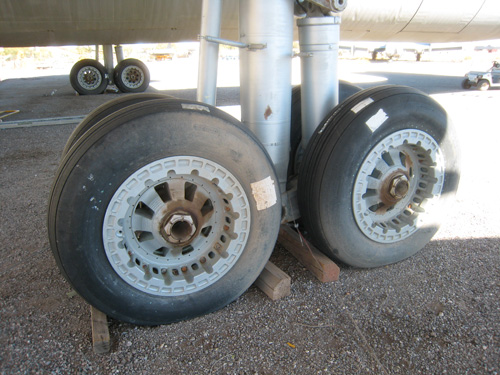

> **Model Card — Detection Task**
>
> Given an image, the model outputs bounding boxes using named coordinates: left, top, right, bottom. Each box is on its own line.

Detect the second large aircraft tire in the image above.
left=298, top=85, right=461, bottom=268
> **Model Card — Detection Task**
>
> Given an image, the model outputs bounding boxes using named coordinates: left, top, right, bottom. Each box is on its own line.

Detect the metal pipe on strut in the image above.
left=298, top=16, right=341, bottom=146
left=197, top=0, right=222, bottom=106
left=115, top=45, right=124, bottom=63
left=239, top=0, right=294, bottom=192
left=103, top=44, right=114, bottom=84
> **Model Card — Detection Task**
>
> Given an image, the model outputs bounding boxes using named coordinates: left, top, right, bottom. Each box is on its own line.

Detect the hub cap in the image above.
left=353, top=129, right=445, bottom=243
left=121, top=66, right=145, bottom=89
left=77, top=66, right=102, bottom=90
left=103, top=156, right=251, bottom=296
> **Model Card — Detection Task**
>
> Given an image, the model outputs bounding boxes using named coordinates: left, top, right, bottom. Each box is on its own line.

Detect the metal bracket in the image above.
left=199, top=35, right=267, bottom=50
left=281, top=182, right=300, bottom=223
left=306, top=0, right=347, bottom=13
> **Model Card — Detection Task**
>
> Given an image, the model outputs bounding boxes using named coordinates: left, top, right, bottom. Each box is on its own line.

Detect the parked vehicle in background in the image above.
left=462, top=61, right=500, bottom=90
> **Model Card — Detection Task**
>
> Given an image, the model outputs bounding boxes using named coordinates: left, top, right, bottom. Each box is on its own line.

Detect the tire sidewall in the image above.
left=52, top=107, right=281, bottom=325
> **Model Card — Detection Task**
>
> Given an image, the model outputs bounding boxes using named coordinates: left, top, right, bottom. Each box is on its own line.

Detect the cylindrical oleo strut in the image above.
left=197, top=0, right=222, bottom=106
left=115, top=45, right=124, bottom=63
left=103, top=44, right=114, bottom=84
left=239, top=0, right=294, bottom=192
left=298, top=16, right=341, bottom=146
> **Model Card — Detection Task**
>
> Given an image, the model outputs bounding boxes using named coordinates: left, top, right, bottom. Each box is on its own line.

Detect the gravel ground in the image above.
left=0, top=60, right=499, bottom=374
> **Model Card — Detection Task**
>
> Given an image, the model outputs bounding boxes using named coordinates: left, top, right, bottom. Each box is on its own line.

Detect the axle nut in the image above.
left=163, top=213, right=197, bottom=244
left=389, top=175, right=410, bottom=200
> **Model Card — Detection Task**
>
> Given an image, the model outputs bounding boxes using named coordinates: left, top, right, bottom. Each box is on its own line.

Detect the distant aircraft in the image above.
left=2, top=0, right=500, bottom=326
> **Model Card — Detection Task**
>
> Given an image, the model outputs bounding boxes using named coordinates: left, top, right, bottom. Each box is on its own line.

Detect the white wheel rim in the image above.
left=103, top=156, right=251, bottom=296
left=353, top=129, right=445, bottom=243
left=121, top=65, right=145, bottom=89
left=77, top=66, right=102, bottom=90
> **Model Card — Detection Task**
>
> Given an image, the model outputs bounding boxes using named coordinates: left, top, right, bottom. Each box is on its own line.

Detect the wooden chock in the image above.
left=90, top=305, right=111, bottom=354
left=254, top=261, right=291, bottom=301
left=278, top=225, right=340, bottom=282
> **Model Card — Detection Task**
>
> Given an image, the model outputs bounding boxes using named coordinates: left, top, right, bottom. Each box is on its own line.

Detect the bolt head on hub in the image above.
left=389, top=175, right=410, bottom=200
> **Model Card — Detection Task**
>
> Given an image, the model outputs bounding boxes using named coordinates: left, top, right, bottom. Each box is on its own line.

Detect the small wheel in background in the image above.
left=477, top=79, right=490, bottom=91
left=298, top=85, right=461, bottom=268
left=69, top=59, right=108, bottom=95
left=114, top=58, right=150, bottom=93
left=461, top=79, right=472, bottom=90
left=62, top=93, right=172, bottom=156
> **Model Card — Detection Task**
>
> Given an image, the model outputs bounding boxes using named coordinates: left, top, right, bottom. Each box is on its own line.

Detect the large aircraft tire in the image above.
left=288, top=81, right=362, bottom=177
left=298, top=85, right=460, bottom=268
left=48, top=99, right=281, bottom=325
left=69, top=59, right=108, bottom=95
left=62, top=93, right=172, bottom=156
left=114, top=58, right=150, bottom=93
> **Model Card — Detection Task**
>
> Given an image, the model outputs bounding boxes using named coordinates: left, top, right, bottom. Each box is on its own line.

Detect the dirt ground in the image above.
left=1, top=59, right=499, bottom=374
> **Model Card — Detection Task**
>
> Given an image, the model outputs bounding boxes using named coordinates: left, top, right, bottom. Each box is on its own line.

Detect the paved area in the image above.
left=0, top=59, right=499, bottom=374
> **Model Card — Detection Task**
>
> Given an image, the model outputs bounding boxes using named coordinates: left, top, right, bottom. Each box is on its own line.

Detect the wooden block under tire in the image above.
left=254, top=261, right=291, bottom=301
left=278, top=225, right=340, bottom=283
left=90, top=305, right=111, bottom=354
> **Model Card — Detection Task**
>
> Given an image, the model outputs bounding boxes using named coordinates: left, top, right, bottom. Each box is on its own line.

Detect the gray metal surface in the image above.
left=1, top=0, right=500, bottom=47
left=196, top=0, right=222, bottom=106
left=103, top=44, right=114, bottom=82
left=298, top=16, right=340, bottom=145
left=115, top=45, right=124, bottom=63
left=239, top=0, right=294, bottom=191
left=341, top=0, right=500, bottom=42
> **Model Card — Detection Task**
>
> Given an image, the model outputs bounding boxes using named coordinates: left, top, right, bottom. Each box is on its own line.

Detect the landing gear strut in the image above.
left=51, top=0, right=461, bottom=324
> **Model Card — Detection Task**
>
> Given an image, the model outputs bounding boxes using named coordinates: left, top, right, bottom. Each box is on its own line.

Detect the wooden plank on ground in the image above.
left=254, top=261, right=291, bottom=301
left=90, top=305, right=110, bottom=354
left=278, top=225, right=340, bottom=283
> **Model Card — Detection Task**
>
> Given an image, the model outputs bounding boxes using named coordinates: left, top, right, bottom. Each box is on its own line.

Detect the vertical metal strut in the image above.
left=298, top=16, right=341, bottom=146
left=115, top=45, right=124, bottom=63
left=103, top=44, right=114, bottom=83
left=239, top=0, right=294, bottom=192
left=197, top=0, right=222, bottom=105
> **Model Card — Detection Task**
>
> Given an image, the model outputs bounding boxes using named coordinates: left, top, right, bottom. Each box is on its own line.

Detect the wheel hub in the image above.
left=77, top=66, right=102, bottom=90
left=389, top=175, right=409, bottom=200
left=161, top=213, right=197, bottom=245
left=121, top=66, right=144, bottom=88
left=352, top=129, right=445, bottom=243
left=83, top=70, right=97, bottom=84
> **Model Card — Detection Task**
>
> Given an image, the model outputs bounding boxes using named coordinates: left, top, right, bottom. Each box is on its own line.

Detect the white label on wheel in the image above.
left=366, top=108, right=388, bottom=133
left=351, top=97, right=374, bottom=113
left=251, top=176, right=277, bottom=211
